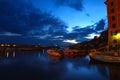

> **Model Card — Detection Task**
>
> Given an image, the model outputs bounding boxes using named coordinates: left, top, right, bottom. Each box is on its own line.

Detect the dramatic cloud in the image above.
left=54, top=0, right=84, bottom=11
left=0, top=0, right=106, bottom=46
left=65, top=19, right=106, bottom=43
left=0, top=0, right=67, bottom=36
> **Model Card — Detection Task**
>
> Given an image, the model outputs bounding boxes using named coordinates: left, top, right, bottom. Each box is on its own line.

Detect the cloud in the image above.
left=86, top=13, right=90, bottom=17
left=0, top=0, right=69, bottom=46
left=63, top=39, right=78, bottom=44
left=0, top=0, right=67, bottom=36
left=67, top=19, right=106, bottom=42
left=0, top=32, right=21, bottom=36
left=54, top=0, right=84, bottom=11
left=0, top=0, right=106, bottom=46
left=84, top=33, right=100, bottom=39
left=95, top=19, right=105, bottom=31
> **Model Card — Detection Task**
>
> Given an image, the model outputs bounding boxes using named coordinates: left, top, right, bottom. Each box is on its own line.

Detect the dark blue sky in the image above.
left=0, top=0, right=107, bottom=46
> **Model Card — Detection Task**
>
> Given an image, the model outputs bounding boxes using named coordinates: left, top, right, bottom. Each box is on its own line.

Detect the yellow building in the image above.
left=105, top=0, right=120, bottom=49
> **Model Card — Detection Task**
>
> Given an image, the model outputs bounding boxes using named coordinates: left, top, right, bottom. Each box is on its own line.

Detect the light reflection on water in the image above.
left=0, top=50, right=119, bottom=80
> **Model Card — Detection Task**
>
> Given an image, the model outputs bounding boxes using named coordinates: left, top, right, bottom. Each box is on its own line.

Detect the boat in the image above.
left=89, top=51, right=120, bottom=64
left=64, top=48, right=87, bottom=58
left=47, top=49, right=63, bottom=57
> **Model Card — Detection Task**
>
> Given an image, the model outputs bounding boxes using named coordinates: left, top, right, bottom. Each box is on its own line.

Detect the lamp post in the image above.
left=113, top=33, right=120, bottom=52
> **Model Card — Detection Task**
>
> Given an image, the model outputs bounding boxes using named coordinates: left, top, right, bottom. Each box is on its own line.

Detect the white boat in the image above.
left=89, top=51, right=120, bottom=64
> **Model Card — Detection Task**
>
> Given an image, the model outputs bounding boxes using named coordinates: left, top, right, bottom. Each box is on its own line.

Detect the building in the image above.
left=105, top=0, right=120, bottom=49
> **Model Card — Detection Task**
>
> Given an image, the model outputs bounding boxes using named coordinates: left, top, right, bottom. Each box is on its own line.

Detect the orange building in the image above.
left=105, top=0, right=120, bottom=49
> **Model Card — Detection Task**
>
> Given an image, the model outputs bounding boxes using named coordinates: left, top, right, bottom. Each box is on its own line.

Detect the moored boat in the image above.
left=89, top=51, right=120, bottom=64
left=47, top=49, right=62, bottom=57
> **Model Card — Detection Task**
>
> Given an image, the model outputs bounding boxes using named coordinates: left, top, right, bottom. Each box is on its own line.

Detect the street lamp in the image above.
left=113, top=33, right=120, bottom=52
left=113, top=33, right=120, bottom=39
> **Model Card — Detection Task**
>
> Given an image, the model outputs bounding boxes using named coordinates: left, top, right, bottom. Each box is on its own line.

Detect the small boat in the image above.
left=89, top=51, right=120, bottom=64
left=47, top=49, right=62, bottom=57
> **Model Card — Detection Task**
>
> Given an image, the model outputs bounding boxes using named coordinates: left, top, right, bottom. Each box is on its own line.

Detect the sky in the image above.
left=0, top=0, right=107, bottom=46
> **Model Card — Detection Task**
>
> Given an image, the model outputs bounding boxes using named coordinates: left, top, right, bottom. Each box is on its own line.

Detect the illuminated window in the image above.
left=111, top=31, right=118, bottom=36
left=111, top=2, right=114, bottom=6
left=114, top=31, right=118, bottom=35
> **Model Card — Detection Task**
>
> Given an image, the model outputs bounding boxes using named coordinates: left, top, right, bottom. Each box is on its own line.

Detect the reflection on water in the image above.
left=108, top=66, right=120, bottom=80
left=0, top=50, right=119, bottom=80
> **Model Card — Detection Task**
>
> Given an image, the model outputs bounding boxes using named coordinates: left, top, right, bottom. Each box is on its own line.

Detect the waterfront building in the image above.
left=105, top=0, right=120, bottom=49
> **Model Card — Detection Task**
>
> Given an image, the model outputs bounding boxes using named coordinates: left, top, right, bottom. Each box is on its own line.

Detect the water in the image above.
left=0, top=51, right=119, bottom=80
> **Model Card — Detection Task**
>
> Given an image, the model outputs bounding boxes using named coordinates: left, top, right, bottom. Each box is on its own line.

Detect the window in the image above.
left=111, top=2, right=114, bottom=6
left=112, top=16, right=115, bottom=20
left=112, top=24, right=116, bottom=28
left=113, top=39, right=117, bottom=43
left=111, top=31, right=118, bottom=36
left=114, top=31, right=118, bottom=35
left=111, top=9, right=114, bottom=13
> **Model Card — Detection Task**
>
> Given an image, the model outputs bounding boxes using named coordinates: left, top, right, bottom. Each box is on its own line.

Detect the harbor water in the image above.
left=0, top=50, right=119, bottom=80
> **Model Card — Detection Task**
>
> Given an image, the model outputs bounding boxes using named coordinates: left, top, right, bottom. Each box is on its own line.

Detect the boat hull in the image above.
left=89, top=52, right=120, bottom=65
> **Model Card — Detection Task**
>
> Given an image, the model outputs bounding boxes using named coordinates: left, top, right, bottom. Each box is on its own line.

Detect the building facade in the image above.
left=105, top=0, right=120, bottom=49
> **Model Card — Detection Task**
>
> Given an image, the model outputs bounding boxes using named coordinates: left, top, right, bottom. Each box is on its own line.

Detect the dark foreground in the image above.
left=0, top=50, right=120, bottom=80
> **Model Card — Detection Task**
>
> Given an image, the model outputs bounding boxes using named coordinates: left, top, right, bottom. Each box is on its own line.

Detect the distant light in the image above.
left=63, top=39, right=78, bottom=44
left=85, top=33, right=100, bottom=39
left=13, top=44, right=16, bottom=47
left=1, top=44, right=4, bottom=47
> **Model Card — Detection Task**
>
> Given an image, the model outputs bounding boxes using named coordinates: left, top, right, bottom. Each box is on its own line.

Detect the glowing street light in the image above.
left=113, top=33, right=120, bottom=52
left=1, top=44, right=4, bottom=47
left=113, top=33, right=120, bottom=40
left=7, top=44, right=10, bottom=47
